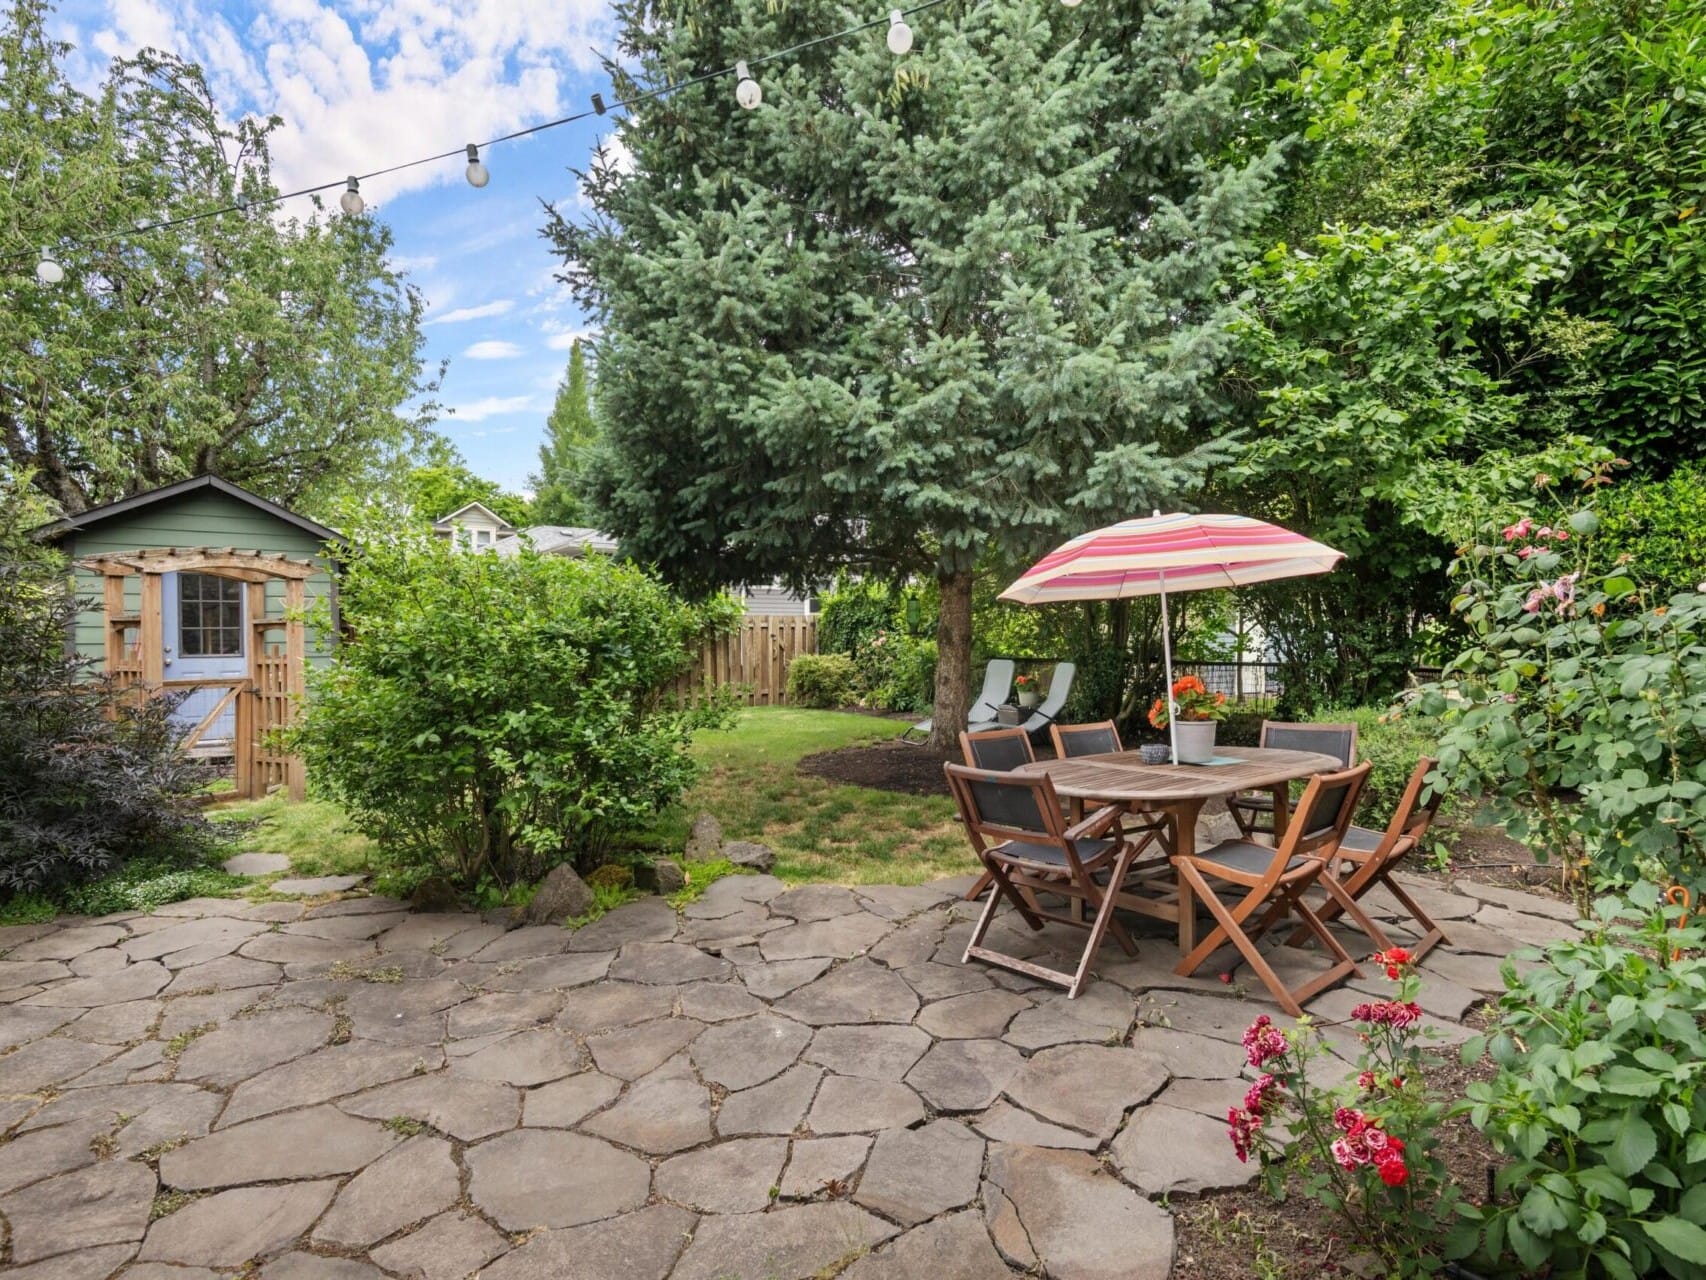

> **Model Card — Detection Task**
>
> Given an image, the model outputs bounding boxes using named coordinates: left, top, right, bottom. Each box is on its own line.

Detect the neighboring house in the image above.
left=432, top=501, right=515, bottom=552
left=496, top=524, right=817, bottom=614
left=31, top=475, right=336, bottom=797
left=492, top=524, right=618, bottom=558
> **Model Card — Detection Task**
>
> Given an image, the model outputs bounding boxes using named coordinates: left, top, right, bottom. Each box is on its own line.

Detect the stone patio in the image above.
left=0, top=869, right=1576, bottom=1279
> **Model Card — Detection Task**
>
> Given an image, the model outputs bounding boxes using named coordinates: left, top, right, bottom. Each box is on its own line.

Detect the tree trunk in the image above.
left=928, top=567, right=975, bottom=753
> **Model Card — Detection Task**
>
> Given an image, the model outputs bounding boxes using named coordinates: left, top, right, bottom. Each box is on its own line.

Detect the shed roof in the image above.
left=31, top=475, right=340, bottom=546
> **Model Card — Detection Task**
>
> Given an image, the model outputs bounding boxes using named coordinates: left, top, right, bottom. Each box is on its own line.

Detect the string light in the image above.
left=17, top=0, right=975, bottom=278
left=339, top=177, right=364, bottom=215
left=887, top=10, right=913, bottom=54
left=734, top=61, right=762, bottom=109
left=464, top=144, right=490, bottom=188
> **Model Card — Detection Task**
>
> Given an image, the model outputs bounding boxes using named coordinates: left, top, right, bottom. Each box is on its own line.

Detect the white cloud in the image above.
left=544, top=327, right=598, bottom=351
left=446, top=394, right=537, bottom=422
left=463, top=339, right=524, bottom=360
left=427, top=299, right=515, bottom=325
left=83, top=0, right=616, bottom=203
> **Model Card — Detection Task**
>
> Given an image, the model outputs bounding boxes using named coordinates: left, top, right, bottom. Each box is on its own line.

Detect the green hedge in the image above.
left=785, top=653, right=859, bottom=709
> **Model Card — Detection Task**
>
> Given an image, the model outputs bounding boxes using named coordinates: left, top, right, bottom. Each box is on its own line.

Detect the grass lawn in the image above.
left=207, top=793, right=377, bottom=878
left=198, top=707, right=973, bottom=889
left=658, top=706, right=976, bottom=885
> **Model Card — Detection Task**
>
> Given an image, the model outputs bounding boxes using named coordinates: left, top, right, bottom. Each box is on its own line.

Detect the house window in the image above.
left=473, top=528, right=492, bottom=549
left=178, top=573, right=243, bottom=656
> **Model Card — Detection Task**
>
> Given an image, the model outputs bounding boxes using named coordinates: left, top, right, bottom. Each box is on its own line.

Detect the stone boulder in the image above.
left=685, top=813, right=724, bottom=862
left=523, top=864, right=596, bottom=926
left=724, top=841, right=776, bottom=873
left=653, top=860, right=687, bottom=895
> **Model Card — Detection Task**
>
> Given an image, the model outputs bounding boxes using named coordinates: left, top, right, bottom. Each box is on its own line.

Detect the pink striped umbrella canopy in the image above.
left=1000, top=513, right=1343, bottom=604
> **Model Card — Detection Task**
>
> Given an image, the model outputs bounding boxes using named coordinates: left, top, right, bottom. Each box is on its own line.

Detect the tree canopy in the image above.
left=531, top=340, right=599, bottom=526
left=548, top=0, right=1283, bottom=743
left=0, top=0, right=437, bottom=519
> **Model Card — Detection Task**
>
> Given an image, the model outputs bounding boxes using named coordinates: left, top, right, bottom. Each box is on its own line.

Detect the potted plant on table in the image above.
left=1015, top=672, right=1040, bottom=710
left=1148, top=674, right=1226, bottom=763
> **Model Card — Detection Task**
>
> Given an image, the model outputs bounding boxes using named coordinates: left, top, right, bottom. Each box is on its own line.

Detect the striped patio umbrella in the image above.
left=1000, top=513, right=1343, bottom=760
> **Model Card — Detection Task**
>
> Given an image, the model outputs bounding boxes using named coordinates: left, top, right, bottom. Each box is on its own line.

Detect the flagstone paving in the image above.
left=0, top=867, right=1575, bottom=1278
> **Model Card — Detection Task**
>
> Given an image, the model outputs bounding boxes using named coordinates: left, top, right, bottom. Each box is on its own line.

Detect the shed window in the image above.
left=179, top=573, right=243, bottom=656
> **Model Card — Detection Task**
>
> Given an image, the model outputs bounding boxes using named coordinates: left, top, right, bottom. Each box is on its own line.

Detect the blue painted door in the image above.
left=163, top=571, right=247, bottom=750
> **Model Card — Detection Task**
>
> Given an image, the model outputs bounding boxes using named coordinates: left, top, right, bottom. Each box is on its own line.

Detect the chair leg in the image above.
left=1066, top=846, right=1139, bottom=998
left=1274, top=884, right=1363, bottom=1007
left=1173, top=864, right=1306, bottom=1018
left=1316, top=871, right=1393, bottom=954
left=964, top=870, right=994, bottom=901
left=1382, top=874, right=1450, bottom=960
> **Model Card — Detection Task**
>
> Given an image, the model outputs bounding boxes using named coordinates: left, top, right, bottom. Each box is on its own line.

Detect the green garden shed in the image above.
left=32, top=475, right=338, bottom=800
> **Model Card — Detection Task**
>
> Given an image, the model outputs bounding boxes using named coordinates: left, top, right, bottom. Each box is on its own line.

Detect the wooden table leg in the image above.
left=1271, top=785, right=1291, bottom=840
left=1173, top=800, right=1204, bottom=956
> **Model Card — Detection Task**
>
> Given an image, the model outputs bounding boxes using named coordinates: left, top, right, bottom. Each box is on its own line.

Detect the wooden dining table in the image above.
left=1011, top=745, right=1341, bottom=954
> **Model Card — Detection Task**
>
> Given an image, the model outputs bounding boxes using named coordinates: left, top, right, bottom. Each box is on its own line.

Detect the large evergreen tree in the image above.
left=0, top=0, right=436, bottom=518
left=531, top=340, right=598, bottom=526
left=548, top=0, right=1281, bottom=746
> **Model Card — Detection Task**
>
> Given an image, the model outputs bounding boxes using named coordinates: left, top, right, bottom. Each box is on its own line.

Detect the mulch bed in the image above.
left=798, top=739, right=958, bottom=796
left=1173, top=1008, right=1503, bottom=1279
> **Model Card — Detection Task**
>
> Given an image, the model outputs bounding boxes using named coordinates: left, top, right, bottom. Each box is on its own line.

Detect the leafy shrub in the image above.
left=851, top=631, right=936, bottom=714
left=818, top=577, right=897, bottom=656
left=586, top=863, right=634, bottom=891
left=1416, top=471, right=1706, bottom=890
left=1457, top=885, right=1706, bottom=1278
left=785, top=653, right=858, bottom=709
left=1598, top=461, right=1706, bottom=597
left=290, top=532, right=731, bottom=889
left=1229, top=948, right=1462, bottom=1276
left=0, top=555, right=225, bottom=898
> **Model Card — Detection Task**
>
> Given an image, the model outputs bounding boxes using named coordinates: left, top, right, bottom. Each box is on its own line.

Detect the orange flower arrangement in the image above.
left=1148, top=674, right=1228, bottom=728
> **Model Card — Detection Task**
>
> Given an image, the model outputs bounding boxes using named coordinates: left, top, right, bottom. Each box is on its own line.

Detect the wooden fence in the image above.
left=671, top=614, right=818, bottom=706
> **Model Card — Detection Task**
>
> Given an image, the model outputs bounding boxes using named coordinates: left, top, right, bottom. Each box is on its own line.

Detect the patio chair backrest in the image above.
left=1261, top=720, right=1359, bottom=768
left=971, top=659, right=1016, bottom=721
left=1036, top=663, right=1076, bottom=718
left=960, top=728, right=1036, bottom=772
left=1280, top=763, right=1371, bottom=860
left=1052, top=720, right=1122, bottom=759
left=1383, top=756, right=1445, bottom=847
left=943, top=763, right=1073, bottom=863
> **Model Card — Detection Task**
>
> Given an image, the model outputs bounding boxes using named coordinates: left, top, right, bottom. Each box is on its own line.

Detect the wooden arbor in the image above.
left=78, top=547, right=314, bottom=800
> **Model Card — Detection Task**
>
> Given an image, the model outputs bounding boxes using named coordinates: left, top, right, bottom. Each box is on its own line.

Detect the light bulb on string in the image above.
left=35, top=247, right=63, bottom=285
left=887, top=10, right=913, bottom=54
left=464, top=144, right=490, bottom=188
left=340, top=177, right=364, bottom=215
left=1059, top=0, right=1083, bottom=8
left=735, top=61, right=762, bottom=110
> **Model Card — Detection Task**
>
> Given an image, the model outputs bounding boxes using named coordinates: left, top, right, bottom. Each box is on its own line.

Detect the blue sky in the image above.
left=53, top=0, right=624, bottom=493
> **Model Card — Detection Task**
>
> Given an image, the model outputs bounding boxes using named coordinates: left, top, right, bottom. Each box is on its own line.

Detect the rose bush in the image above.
left=1228, top=949, right=1463, bottom=1275
left=1415, top=467, right=1706, bottom=892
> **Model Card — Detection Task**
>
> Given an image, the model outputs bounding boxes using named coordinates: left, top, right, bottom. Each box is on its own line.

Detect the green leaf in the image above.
left=1602, top=1111, right=1659, bottom=1177
left=1643, top=1217, right=1706, bottom=1264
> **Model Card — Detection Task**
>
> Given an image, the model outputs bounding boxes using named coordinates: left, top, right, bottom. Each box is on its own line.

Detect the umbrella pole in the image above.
left=1159, top=569, right=1178, bottom=764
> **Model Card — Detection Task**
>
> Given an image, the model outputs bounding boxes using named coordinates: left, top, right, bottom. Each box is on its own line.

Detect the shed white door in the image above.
left=163, top=571, right=246, bottom=751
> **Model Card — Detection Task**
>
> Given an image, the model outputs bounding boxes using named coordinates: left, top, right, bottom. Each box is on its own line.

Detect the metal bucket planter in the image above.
left=1173, top=719, right=1217, bottom=764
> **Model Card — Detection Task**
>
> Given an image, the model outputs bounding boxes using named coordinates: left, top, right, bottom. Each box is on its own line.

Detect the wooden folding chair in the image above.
left=961, top=727, right=1035, bottom=772
left=959, top=730, right=1036, bottom=901
left=1173, top=763, right=1381, bottom=1017
left=1050, top=721, right=1176, bottom=855
left=1289, top=757, right=1450, bottom=960
left=1228, top=721, right=1359, bottom=839
left=945, top=762, right=1142, bottom=998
